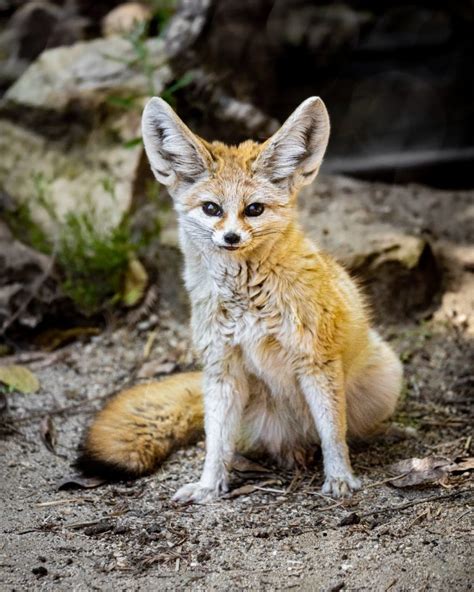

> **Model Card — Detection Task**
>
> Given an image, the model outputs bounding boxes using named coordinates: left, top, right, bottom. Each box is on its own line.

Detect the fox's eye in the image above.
left=244, top=203, right=264, bottom=217
left=202, top=201, right=223, bottom=217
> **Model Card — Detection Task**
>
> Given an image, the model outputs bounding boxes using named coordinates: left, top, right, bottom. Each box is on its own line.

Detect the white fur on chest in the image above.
left=187, top=253, right=300, bottom=399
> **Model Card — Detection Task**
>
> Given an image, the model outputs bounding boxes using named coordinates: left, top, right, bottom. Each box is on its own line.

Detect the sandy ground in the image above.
left=1, top=180, right=473, bottom=591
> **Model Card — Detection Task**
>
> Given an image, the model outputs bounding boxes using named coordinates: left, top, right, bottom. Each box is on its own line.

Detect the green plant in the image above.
left=6, top=199, right=50, bottom=254
left=57, top=209, right=136, bottom=315
left=160, top=71, right=194, bottom=107
left=148, top=0, right=176, bottom=24
left=126, top=20, right=157, bottom=95
left=123, top=3, right=193, bottom=103
left=104, top=0, right=193, bottom=153
left=7, top=174, right=152, bottom=316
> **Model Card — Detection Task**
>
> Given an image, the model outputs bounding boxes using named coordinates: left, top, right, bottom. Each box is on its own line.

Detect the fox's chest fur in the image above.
left=185, top=251, right=306, bottom=399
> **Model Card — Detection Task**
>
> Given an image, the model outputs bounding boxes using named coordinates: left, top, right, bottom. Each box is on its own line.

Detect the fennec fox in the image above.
left=78, top=97, right=402, bottom=502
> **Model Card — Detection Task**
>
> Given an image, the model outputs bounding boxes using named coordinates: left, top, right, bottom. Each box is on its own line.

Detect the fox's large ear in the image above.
left=142, top=97, right=212, bottom=192
left=254, top=97, right=330, bottom=188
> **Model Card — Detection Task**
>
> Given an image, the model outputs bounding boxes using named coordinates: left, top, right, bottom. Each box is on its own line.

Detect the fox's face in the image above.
left=142, top=97, right=330, bottom=255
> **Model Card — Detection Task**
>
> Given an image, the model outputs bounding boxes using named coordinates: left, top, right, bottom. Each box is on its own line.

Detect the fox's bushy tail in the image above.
left=77, top=372, right=204, bottom=478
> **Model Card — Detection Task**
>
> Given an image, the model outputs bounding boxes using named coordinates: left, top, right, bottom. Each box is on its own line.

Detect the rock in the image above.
left=164, top=0, right=212, bottom=58
left=3, top=36, right=171, bottom=120
left=0, top=220, right=63, bottom=333
left=0, top=1, right=89, bottom=92
left=0, top=116, right=141, bottom=236
left=162, top=0, right=281, bottom=144
left=299, top=176, right=440, bottom=320
left=102, top=2, right=153, bottom=38
left=7, top=1, right=63, bottom=60
left=0, top=37, right=173, bottom=236
left=433, top=244, right=474, bottom=337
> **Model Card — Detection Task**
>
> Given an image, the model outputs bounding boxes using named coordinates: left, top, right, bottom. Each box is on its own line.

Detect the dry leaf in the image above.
left=446, top=457, right=474, bottom=473
left=226, top=483, right=261, bottom=498
left=122, top=258, right=148, bottom=307
left=142, top=330, right=157, bottom=359
left=0, top=364, right=40, bottom=394
left=57, top=474, right=107, bottom=490
left=387, top=456, right=474, bottom=488
left=35, top=327, right=100, bottom=351
left=232, top=454, right=272, bottom=476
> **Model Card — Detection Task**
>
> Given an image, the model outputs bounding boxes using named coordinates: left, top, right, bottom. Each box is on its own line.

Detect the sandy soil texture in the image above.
left=1, top=180, right=473, bottom=592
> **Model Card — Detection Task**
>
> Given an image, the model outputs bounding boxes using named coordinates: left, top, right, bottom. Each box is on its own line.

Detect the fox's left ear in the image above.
left=254, top=97, right=330, bottom=188
left=141, top=97, right=212, bottom=194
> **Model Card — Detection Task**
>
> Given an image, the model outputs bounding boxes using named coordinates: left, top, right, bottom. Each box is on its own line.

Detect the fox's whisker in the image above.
left=183, top=220, right=213, bottom=241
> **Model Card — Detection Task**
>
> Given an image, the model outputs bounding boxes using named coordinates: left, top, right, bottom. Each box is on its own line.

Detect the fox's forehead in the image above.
left=207, top=139, right=262, bottom=173
left=189, top=139, right=266, bottom=206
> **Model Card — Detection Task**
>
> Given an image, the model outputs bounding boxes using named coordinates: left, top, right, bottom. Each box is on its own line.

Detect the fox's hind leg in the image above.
left=346, top=331, right=403, bottom=439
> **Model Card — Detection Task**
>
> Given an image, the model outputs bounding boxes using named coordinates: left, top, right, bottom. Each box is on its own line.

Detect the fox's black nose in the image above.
left=224, top=232, right=241, bottom=245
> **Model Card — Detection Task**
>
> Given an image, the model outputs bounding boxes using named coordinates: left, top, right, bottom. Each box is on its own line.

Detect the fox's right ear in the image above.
left=141, top=98, right=212, bottom=192
left=254, top=97, right=330, bottom=189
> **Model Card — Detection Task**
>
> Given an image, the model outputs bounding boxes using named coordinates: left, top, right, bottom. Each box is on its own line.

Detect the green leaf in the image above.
left=123, top=137, right=143, bottom=149
left=0, top=365, right=40, bottom=394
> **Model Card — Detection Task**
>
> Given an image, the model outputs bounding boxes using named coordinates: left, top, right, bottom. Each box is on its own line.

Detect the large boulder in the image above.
left=2, top=36, right=171, bottom=117
left=0, top=36, right=173, bottom=235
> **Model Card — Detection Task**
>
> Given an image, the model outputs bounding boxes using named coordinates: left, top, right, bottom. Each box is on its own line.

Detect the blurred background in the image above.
left=0, top=0, right=473, bottom=342
left=1, top=6, right=472, bottom=585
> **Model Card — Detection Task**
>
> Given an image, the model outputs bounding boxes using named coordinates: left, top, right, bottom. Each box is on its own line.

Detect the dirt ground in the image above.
left=1, top=179, right=473, bottom=592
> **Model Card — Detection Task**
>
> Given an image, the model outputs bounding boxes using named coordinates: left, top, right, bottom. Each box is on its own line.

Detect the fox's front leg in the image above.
left=172, top=349, right=248, bottom=504
left=299, top=360, right=361, bottom=497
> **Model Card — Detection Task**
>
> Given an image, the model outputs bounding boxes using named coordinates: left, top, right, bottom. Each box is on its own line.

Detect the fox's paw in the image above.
left=172, top=481, right=227, bottom=505
left=322, top=473, right=361, bottom=498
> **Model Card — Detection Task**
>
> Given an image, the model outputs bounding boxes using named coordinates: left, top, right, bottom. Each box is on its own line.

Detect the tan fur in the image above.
left=83, top=372, right=203, bottom=475
left=81, top=97, right=403, bottom=495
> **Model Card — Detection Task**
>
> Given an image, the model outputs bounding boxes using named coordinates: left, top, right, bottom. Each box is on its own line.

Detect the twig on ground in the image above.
left=143, top=330, right=157, bottom=360
left=364, top=473, right=411, bottom=489
left=405, top=509, right=429, bottom=530
left=314, top=501, right=346, bottom=512
left=360, top=489, right=471, bottom=518
left=5, top=376, right=138, bottom=424
left=29, top=349, right=72, bottom=369
left=253, top=486, right=286, bottom=495
left=5, top=398, right=109, bottom=424
left=305, top=490, right=340, bottom=503
left=0, top=350, right=67, bottom=367
left=465, top=435, right=472, bottom=452
left=65, top=517, right=113, bottom=530
left=306, top=472, right=319, bottom=489
left=36, top=497, right=90, bottom=508
left=304, top=490, right=346, bottom=511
